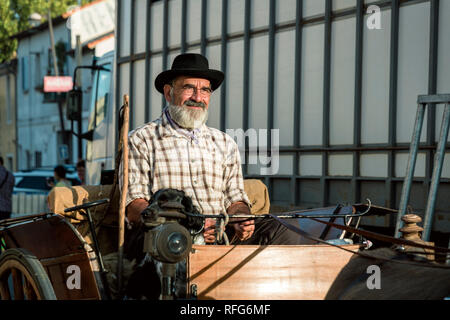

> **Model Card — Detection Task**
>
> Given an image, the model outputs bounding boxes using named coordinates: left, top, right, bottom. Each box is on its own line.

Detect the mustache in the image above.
left=184, top=100, right=206, bottom=109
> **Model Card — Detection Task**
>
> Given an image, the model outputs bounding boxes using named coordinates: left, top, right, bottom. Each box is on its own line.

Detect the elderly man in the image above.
left=120, top=53, right=301, bottom=249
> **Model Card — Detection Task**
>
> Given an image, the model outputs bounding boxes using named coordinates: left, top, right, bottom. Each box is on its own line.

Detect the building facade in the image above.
left=0, top=60, right=17, bottom=171
left=13, top=1, right=114, bottom=170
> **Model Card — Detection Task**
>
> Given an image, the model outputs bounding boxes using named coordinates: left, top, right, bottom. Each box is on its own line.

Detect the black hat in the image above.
left=154, top=53, right=224, bottom=94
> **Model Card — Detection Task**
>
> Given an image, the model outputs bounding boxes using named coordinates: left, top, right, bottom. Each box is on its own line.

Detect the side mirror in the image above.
left=67, top=89, right=82, bottom=121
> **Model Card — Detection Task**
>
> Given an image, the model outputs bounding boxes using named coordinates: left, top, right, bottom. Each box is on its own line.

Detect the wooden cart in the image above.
left=1, top=206, right=448, bottom=300
left=0, top=213, right=106, bottom=300
left=0, top=200, right=365, bottom=300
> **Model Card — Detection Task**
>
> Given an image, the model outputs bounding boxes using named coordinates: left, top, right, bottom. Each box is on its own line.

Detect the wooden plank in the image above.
left=3, top=215, right=87, bottom=260
left=42, top=253, right=101, bottom=300
left=45, top=261, right=100, bottom=300
left=40, top=252, right=89, bottom=266
left=187, top=244, right=360, bottom=300
left=45, top=264, right=67, bottom=299
left=2, top=215, right=101, bottom=300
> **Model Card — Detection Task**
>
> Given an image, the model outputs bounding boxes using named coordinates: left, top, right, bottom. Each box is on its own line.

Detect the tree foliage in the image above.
left=0, top=0, right=18, bottom=63
left=0, top=0, right=93, bottom=63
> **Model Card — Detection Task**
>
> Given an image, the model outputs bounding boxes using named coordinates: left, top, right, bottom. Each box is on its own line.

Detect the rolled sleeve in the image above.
left=222, top=139, right=251, bottom=210
left=119, top=129, right=153, bottom=207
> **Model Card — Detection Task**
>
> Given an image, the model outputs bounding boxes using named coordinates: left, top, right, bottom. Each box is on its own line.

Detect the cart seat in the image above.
left=47, top=184, right=120, bottom=256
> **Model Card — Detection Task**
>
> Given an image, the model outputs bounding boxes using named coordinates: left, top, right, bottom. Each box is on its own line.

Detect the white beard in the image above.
left=168, top=103, right=208, bottom=130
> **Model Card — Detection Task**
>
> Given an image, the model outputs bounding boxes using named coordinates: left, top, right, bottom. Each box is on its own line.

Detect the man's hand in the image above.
left=126, top=198, right=149, bottom=226
left=231, top=219, right=255, bottom=241
left=227, top=201, right=254, bottom=241
left=203, top=218, right=217, bottom=244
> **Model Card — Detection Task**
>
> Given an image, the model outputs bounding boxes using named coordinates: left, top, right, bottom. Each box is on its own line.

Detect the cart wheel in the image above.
left=0, top=248, right=56, bottom=300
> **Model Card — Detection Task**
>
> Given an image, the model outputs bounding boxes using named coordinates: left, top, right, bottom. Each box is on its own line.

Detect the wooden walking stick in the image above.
left=117, top=94, right=129, bottom=295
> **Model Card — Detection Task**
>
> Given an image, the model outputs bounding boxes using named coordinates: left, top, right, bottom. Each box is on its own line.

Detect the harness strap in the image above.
left=308, top=217, right=450, bottom=253
left=269, top=214, right=450, bottom=269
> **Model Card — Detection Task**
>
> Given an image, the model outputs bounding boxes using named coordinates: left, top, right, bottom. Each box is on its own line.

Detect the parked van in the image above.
left=67, top=51, right=115, bottom=185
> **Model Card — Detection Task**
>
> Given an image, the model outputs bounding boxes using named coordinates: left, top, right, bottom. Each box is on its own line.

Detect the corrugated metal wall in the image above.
left=116, top=0, right=450, bottom=232
left=11, top=193, right=48, bottom=217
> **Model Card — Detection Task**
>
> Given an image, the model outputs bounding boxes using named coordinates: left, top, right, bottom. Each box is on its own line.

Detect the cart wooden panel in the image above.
left=187, top=244, right=360, bottom=300
left=1, top=214, right=103, bottom=300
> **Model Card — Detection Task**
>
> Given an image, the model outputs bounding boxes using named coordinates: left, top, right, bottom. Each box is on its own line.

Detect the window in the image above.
left=21, top=56, right=30, bottom=92
left=33, top=52, right=42, bottom=89
left=57, top=130, right=72, bottom=163
left=47, top=48, right=53, bottom=75
left=86, top=63, right=112, bottom=162
left=43, top=92, right=66, bottom=103
left=26, top=150, right=32, bottom=170
left=16, top=176, right=51, bottom=191
left=87, top=65, right=111, bottom=131
left=6, top=74, right=12, bottom=123
left=35, top=151, right=42, bottom=168
left=7, top=156, right=13, bottom=171
left=47, top=42, right=68, bottom=76
left=0, top=75, right=5, bottom=123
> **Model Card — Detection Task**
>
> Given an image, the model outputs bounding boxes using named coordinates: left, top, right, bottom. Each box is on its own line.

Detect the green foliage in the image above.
left=0, top=0, right=94, bottom=63
left=0, top=0, right=18, bottom=63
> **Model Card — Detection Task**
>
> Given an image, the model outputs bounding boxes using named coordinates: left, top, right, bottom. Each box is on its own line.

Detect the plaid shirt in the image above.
left=119, top=108, right=250, bottom=215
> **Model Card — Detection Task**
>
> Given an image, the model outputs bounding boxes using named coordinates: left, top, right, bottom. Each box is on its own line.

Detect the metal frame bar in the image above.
left=386, top=0, right=400, bottom=221
left=395, top=103, right=426, bottom=237
left=265, top=0, right=276, bottom=197
left=394, top=95, right=450, bottom=239
left=116, top=0, right=431, bottom=64
left=220, top=0, right=228, bottom=132
left=242, top=0, right=251, bottom=176
left=181, top=0, right=187, bottom=54
left=423, top=103, right=450, bottom=240
left=145, top=0, right=152, bottom=123
left=243, top=174, right=450, bottom=183
left=321, top=0, right=332, bottom=207
left=129, top=0, right=136, bottom=127
left=200, top=0, right=207, bottom=56
left=263, top=143, right=450, bottom=153
left=243, top=0, right=251, bottom=132
left=292, top=0, right=303, bottom=206
left=352, top=0, right=364, bottom=205
left=418, top=94, right=450, bottom=104
left=161, top=0, right=169, bottom=109
left=424, top=0, right=440, bottom=208
left=114, top=0, right=122, bottom=153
